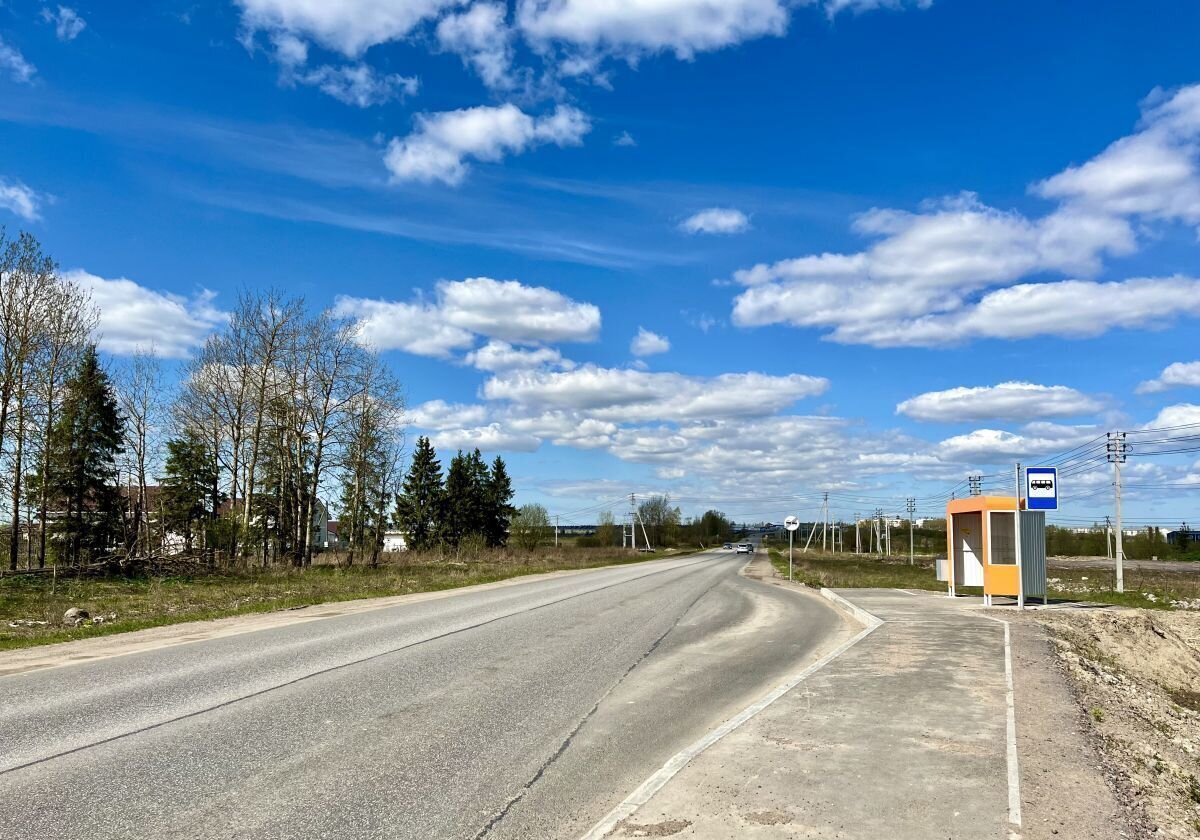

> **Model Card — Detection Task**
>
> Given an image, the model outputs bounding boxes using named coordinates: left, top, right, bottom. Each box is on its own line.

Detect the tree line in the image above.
left=392, top=436, right=515, bottom=552
left=0, top=230, right=413, bottom=570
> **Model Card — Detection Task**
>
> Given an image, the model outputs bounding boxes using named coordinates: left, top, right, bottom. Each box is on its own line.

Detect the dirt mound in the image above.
left=1036, top=609, right=1200, bottom=838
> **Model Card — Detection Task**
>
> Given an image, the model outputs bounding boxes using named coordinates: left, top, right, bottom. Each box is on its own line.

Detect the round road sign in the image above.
left=784, top=515, right=800, bottom=532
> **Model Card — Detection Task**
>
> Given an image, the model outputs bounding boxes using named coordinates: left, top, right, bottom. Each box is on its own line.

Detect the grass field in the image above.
left=766, top=547, right=1200, bottom=610
left=0, top=546, right=691, bottom=651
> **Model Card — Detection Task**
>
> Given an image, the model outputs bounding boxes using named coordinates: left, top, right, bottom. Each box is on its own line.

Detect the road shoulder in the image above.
left=0, top=556, right=705, bottom=677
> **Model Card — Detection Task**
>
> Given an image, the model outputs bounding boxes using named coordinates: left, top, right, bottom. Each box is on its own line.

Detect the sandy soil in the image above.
left=1030, top=609, right=1200, bottom=839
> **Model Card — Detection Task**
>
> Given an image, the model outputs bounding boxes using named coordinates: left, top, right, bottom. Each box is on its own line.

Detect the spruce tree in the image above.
left=394, top=436, right=444, bottom=551
left=484, top=456, right=515, bottom=547
left=47, top=346, right=125, bottom=565
left=441, top=450, right=471, bottom=548
left=161, top=431, right=220, bottom=552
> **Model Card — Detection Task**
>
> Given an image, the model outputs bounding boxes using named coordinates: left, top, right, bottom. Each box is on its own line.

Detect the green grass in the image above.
left=766, top=548, right=964, bottom=591
left=0, top=546, right=694, bottom=651
left=765, top=547, right=1200, bottom=610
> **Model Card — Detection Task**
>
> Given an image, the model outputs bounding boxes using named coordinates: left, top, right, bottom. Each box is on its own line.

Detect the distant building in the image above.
left=1167, top=529, right=1200, bottom=546
left=382, top=530, right=407, bottom=552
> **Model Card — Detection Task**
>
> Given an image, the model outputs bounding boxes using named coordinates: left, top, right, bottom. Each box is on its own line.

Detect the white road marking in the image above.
left=980, top=614, right=1023, bottom=828
left=577, top=588, right=882, bottom=840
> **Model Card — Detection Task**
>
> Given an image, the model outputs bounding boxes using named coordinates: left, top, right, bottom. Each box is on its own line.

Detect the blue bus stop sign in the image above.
left=1025, top=467, right=1058, bottom=510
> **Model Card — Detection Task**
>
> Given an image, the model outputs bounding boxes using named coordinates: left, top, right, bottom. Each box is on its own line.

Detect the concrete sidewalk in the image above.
left=601, top=588, right=1017, bottom=839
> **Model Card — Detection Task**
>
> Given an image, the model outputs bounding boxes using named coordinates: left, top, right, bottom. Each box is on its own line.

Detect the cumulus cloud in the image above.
left=1142, top=403, right=1200, bottom=430
left=235, top=0, right=458, bottom=57
left=1136, top=361, right=1200, bottom=395
left=432, top=423, right=542, bottom=453
left=409, top=399, right=489, bottom=429
left=516, top=0, right=791, bottom=60
left=464, top=340, right=572, bottom=372
left=680, top=207, right=750, bottom=235
left=614, top=131, right=637, bottom=147
left=295, top=64, right=418, bottom=107
left=897, top=382, right=1103, bottom=423
left=67, top=270, right=228, bottom=358
left=42, top=6, right=87, bottom=41
left=384, top=103, right=591, bottom=185
left=333, top=277, right=600, bottom=357
left=630, top=327, right=670, bottom=357
left=330, top=297, right=476, bottom=358
left=936, top=422, right=1101, bottom=464
left=482, top=365, right=828, bottom=423
left=436, top=2, right=515, bottom=89
left=0, top=179, right=44, bottom=221
left=0, top=36, right=35, bottom=83
left=730, top=84, right=1200, bottom=347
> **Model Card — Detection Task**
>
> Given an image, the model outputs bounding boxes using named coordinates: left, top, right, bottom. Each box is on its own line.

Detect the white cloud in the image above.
left=630, top=327, right=670, bottom=356
left=409, top=399, right=489, bottom=428
left=296, top=64, right=418, bottom=107
left=330, top=296, right=476, bottom=357
left=824, top=0, right=933, bottom=15
left=334, top=277, right=600, bottom=357
left=235, top=0, right=459, bottom=57
left=0, top=36, right=35, bottom=83
left=1142, top=403, right=1200, bottom=431
left=516, top=0, right=791, bottom=60
left=432, top=423, right=542, bottom=453
left=936, top=422, right=1101, bottom=465
left=0, top=179, right=44, bottom=221
left=465, top=340, right=572, bottom=372
left=1137, top=361, right=1200, bottom=395
left=482, top=365, right=828, bottom=423
left=897, top=382, right=1103, bottom=423
left=614, top=130, right=637, bottom=147
left=438, top=276, right=601, bottom=343
left=729, top=84, right=1200, bottom=347
left=67, top=270, right=228, bottom=358
left=384, top=103, right=591, bottom=185
left=436, top=3, right=514, bottom=89
left=1035, top=85, right=1200, bottom=226
left=42, top=6, right=87, bottom=41
left=680, top=207, right=750, bottom=235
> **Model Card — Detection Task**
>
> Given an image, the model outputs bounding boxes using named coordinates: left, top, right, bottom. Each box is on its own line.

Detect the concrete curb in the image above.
left=819, top=588, right=885, bottom=629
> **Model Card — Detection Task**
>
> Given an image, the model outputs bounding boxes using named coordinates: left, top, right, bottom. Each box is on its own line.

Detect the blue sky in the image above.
left=3, top=0, right=1200, bottom=528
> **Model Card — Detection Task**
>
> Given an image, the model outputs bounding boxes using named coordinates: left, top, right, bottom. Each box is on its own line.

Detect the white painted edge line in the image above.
left=578, top=590, right=883, bottom=840
left=979, top=614, right=1023, bottom=828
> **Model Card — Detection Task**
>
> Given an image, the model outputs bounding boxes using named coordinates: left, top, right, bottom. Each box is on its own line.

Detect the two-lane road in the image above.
left=0, top=551, right=844, bottom=840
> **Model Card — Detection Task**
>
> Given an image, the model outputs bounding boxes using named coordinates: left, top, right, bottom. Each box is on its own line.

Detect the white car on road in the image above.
left=735, top=543, right=753, bottom=554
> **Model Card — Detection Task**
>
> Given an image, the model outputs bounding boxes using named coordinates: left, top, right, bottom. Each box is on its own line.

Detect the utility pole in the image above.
left=969, top=474, right=982, bottom=496
left=1107, top=432, right=1128, bottom=593
left=555, top=515, right=559, bottom=547
left=854, top=513, right=861, bottom=554
left=1105, top=515, right=1113, bottom=560
left=821, top=492, right=829, bottom=552
left=906, top=498, right=916, bottom=565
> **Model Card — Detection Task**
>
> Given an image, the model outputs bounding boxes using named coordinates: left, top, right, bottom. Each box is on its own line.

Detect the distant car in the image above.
left=735, top=543, right=752, bottom=554
left=723, top=542, right=733, bottom=550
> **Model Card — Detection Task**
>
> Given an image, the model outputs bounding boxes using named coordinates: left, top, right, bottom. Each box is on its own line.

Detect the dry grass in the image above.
left=0, top=546, right=690, bottom=650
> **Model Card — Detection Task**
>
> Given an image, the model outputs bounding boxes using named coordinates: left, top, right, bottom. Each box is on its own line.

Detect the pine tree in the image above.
left=46, top=346, right=125, bottom=565
left=161, top=431, right=220, bottom=552
left=393, top=436, right=444, bottom=551
left=484, top=455, right=515, bottom=547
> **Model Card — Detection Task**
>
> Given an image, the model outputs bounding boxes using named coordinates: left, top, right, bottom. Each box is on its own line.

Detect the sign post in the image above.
left=1022, top=466, right=1058, bottom=610
left=784, top=516, right=800, bottom=581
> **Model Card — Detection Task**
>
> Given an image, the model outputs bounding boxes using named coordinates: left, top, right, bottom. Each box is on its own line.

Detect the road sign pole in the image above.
left=1014, top=463, right=1024, bottom=610
left=789, top=528, right=793, bottom=581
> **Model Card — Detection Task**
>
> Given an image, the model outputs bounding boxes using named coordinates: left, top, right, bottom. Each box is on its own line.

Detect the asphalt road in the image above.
left=0, top=550, right=844, bottom=840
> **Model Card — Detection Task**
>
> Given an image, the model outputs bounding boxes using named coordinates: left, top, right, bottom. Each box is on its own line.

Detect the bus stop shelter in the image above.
left=942, top=496, right=1047, bottom=606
